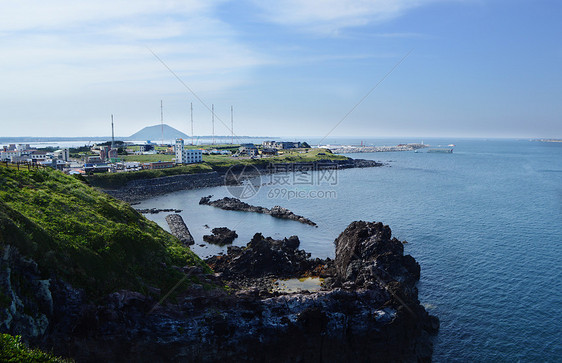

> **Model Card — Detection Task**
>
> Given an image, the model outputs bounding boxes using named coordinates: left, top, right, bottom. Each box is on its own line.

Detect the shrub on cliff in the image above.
left=0, top=334, right=69, bottom=362
left=0, top=167, right=209, bottom=298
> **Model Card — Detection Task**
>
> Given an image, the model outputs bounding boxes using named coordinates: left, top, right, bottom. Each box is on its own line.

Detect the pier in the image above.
left=325, top=143, right=427, bottom=154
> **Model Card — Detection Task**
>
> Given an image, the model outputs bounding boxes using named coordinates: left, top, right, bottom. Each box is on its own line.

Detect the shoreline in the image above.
left=101, top=157, right=383, bottom=203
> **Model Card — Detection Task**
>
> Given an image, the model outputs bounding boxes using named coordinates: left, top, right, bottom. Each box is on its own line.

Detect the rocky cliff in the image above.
left=2, top=219, right=438, bottom=362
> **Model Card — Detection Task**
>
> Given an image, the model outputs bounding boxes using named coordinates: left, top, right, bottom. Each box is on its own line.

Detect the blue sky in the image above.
left=1, top=0, right=561, bottom=138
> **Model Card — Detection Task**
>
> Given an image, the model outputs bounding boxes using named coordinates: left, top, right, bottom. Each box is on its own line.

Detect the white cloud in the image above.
left=251, top=0, right=459, bottom=35
left=0, top=0, right=443, bottom=98
left=0, top=1, right=218, bottom=32
left=0, top=1, right=277, bottom=136
left=0, top=0, right=476, bottom=137
left=0, top=0, right=266, bottom=97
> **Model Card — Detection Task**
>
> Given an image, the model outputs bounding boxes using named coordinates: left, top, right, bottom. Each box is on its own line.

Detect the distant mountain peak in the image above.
left=128, top=124, right=188, bottom=141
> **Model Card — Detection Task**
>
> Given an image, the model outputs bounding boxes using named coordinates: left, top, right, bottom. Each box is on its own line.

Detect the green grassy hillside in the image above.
left=0, top=334, right=69, bottom=362
left=0, top=167, right=209, bottom=299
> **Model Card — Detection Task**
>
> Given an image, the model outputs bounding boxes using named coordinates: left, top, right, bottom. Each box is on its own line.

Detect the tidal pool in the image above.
left=271, top=277, right=324, bottom=293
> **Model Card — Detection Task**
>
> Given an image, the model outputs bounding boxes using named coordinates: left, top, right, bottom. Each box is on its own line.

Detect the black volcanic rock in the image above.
left=203, top=227, right=238, bottom=245
left=199, top=195, right=317, bottom=226
left=334, top=221, right=421, bottom=287
left=269, top=205, right=317, bottom=226
left=206, top=234, right=323, bottom=279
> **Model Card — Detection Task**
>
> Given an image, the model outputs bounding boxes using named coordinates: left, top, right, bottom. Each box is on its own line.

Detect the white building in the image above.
left=1, top=150, right=23, bottom=161
left=54, top=149, right=70, bottom=161
left=174, top=139, right=202, bottom=164
left=38, top=159, right=67, bottom=170
left=30, top=151, right=48, bottom=161
left=16, top=144, right=31, bottom=150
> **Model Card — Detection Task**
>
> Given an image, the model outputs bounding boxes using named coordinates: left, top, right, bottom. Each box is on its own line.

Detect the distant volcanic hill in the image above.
left=127, top=124, right=188, bottom=141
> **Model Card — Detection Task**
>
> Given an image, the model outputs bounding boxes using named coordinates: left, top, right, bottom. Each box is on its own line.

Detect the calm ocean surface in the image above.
left=138, top=139, right=562, bottom=362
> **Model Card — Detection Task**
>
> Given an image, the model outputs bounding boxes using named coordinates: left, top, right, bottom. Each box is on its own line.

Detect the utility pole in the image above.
left=231, top=106, right=234, bottom=144
left=160, top=100, right=164, bottom=146
left=212, top=104, right=215, bottom=145
left=190, top=102, right=194, bottom=145
left=111, top=114, right=115, bottom=150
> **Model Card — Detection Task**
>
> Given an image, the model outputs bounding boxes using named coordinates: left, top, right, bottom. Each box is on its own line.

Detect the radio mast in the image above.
left=230, top=106, right=234, bottom=144
left=190, top=102, right=194, bottom=145
left=111, top=114, right=115, bottom=150
left=211, top=104, right=215, bottom=145
left=160, top=100, right=164, bottom=146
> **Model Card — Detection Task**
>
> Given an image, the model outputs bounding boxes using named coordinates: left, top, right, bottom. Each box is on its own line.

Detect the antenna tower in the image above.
left=111, top=114, right=115, bottom=150
left=160, top=100, right=164, bottom=146
left=212, top=104, right=215, bottom=145
left=190, top=102, right=194, bottom=145
left=230, top=106, right=234, bottom=144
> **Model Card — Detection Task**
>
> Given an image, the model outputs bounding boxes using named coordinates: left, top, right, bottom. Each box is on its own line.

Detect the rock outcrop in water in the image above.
left=334, top=221, right=421, bottom=287
left=207, top=234, right=323, bottom=279
left=202, top=227, right=238, bottom=245
left=3, top=221, right=438, bottom=362
left=200, top=195, right=317, bottom=227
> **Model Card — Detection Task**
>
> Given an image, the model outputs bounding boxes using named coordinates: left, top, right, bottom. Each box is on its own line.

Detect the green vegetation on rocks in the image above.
left=0, top=334, right=69, bottom=362
left=0, top=167, right=209, bottom=299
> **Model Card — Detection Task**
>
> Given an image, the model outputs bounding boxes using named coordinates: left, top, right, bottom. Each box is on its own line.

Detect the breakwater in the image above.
left=165, top=214, right=195, bottom=246
left=328, top=143, right=426, bottom=153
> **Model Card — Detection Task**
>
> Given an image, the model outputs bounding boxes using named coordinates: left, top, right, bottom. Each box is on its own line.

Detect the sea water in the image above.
left=137, top=139, right=562, bottom=362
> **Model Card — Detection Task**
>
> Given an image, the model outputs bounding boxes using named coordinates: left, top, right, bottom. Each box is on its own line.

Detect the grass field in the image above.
left=120, top=154, right=174, bottom=162
left=201, top=148, right=347, bottom=168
